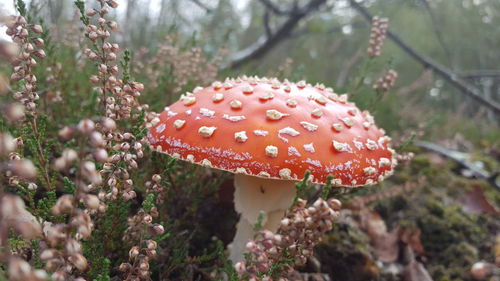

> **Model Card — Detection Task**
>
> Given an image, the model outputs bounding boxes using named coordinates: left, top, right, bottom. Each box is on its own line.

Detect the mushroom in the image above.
left=148, top=76, right=396, bottom=262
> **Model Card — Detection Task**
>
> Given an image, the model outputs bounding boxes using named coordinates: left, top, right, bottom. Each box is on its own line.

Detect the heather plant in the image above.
left=0, top=2, right=395, bottom=279
left=235, top=198, right=342, bottom=280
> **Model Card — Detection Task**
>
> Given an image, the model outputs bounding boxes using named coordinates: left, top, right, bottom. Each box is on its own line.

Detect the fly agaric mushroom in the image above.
left=148, top=76, right=396, bottom=262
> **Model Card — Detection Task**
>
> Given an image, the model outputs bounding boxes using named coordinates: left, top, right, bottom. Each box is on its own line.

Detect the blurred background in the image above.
left=2, top=0, right=500, bottom=144
left=0, top=1, right=499, bottom=280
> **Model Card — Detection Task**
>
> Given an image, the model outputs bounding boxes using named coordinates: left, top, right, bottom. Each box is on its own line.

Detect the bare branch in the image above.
left=418, top=0, right=452, bottom=64
left=263, top=9, right=272, bottom=38
left=348, top=0, right=500, bottom=115
left=289, top=21, right=364, bottom=39
left=226, top=0, right=327, bottom=69
left=257, top=0, right=298, bottom=16
left=187, top=0, right=212, bottom=13
left=415, top=141, right=500, bottom=190
left=459, top=71, right=500, bottom=79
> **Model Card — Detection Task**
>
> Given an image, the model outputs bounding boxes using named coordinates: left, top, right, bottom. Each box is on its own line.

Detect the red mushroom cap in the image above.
left=148, top=76, right=396, bottom=186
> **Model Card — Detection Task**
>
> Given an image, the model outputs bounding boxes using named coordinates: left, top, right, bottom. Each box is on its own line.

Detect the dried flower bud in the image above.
left=68, top=254, right=88, bottom=271
left=84, top=194, right=100, bottom=210
left=65, top=238, right=82, bottom=254
left=146, top=240, right=157, bottom=250
left=90, top=131, right=105, bottom=147
left=62, top=148, right=78, bottom=163
left=86, top=8, right=97, bottom=16
left=77, top=119, right=95, bottom=134
left=9, top=158, right=37, bottom=179
left=108, top=21, right=118, bottom=30
left=152, top=174, right=161, bottom=183
left=143, top=214, right=153, bottom=224
left=4, top=103, right=25, bottom=122
left=52, top=194, right=75, bottom=215
left=470, top=262, right=491, bottom=280
left=8, top=258, right=32, bottom=280
left=94, top=148, right=108, bottom=163
left=1, top=195, right=42, bottom=238
left=139, top=259, right=149, bottom=271
left=367, top=17, right=389, bottom=57
left=119, top=263, right=132, bottom=272
left=32, top=49, right=46, bottom=58
left=0, top=132, right=16, bottom=155
left=152, top=224, right=165, bottom=235
left=235, top=261, right=246, bottom=274
left=58, top=126, right=74, bottom=140
left=373, top=69, right=398, bottom=92
left=31, top=24, right=43, bottom=34
left=129, top=247, right=140, bottom=259
left=101, top=117, right=116, bottom=131
left=106, top=0, right=119, bottom=8
left=27, top=182, right=38, bottom=191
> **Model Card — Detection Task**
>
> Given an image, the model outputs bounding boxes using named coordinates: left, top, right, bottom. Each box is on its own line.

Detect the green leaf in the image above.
left=74, top=0, right=90, bottom=25
left=15, top=0, right=26, bottom=16
left=321, top=174, right=334, bottom=199
left=63, top=177, right=76, bottom=194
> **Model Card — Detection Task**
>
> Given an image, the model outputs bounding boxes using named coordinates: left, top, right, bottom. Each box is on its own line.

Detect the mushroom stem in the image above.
left=229, top=174, right=296, bottom=263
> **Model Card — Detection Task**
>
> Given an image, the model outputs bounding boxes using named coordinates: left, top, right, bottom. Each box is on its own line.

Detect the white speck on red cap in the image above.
left=266, top=109, right=288, bottom=120
left=363, top=166, right=377, bottom=175
left=242, top=85, right=253, bottom=94
left=181, top=95, right=196, bottom=106
left=303, top=143, right=315, bottom=153
left=286, top=99, right=297, bottom=107
left=198, top=126, right=216, bottom=138
left=223, top=114, right=246, bottom=122
left=279, top=168, right=292, bottom=179
left=230, top=99, right=242, bottom=109
left=234, top=131, right=248, bottom=143
left=300, top=121, right=318, bottom=132
left=332, top=123, right=343, bottom=132
left=366, top=139, right=378, bottom=150
left=199, top=108, right=215, bottom=118
left=311, top=108, right=323, bottom=118
left=254, top=130, right=269, bottom=136
left=259, top=93, right=274, bottom=101
left=340, top=117, right=355, bottom=127
left=173, top=120, right=185, bottom=129
left=265, top=145, right=278, bottom=157
left=314, top=95, right=328, bottom=105
left=333, top=141, right=349, bottom=152
left=212, top=93, right=224, bottom=102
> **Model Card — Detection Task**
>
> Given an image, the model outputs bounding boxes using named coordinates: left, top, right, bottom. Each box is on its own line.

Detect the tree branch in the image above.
left=263, top=9, right=272, bottom=38
left=459, top=71, right=500, bottom=79
left=226, top=0, right=327, bottom=70
left=414, top=141, right=500, bottom=190
left=187, top=0, right=212, bottom=13
left=418, top=0, right=452, bottom=64
left=348, top=0, right=500, bottom=115
left=257, top=0, right=298, bottom=16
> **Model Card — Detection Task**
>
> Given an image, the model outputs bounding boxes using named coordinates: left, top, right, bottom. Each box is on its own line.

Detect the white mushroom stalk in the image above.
left=229, top=174, right=296, bottom=262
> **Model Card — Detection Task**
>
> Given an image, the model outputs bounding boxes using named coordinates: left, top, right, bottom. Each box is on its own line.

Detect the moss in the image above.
left=0, top=268, right=6, bottom=281
left=315, top=223, right=378, bottom=281
left=427, top=242, right=477, bottom=281
left=361, top=153, right=496, bottom=281
left=410, top=155, right=432, bottom=171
